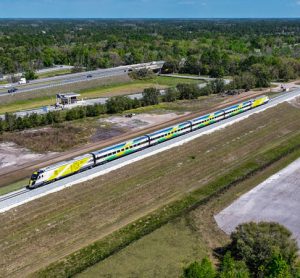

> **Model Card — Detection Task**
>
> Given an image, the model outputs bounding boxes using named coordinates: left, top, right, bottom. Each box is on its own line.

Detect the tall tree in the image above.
left=228, top=222, right=299, bottom=277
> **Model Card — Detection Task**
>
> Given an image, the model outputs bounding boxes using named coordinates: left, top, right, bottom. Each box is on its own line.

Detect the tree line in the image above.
left=0, top=80, right=225, bottom=133
left=1, top=19, right=300, bottom=84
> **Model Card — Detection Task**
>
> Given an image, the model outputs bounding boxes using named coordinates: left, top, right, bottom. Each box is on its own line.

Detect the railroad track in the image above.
left=0, top=89, right=299, bottom=212
left=0, top=91, right=283, bottom=189
left=0, top=188, right=29, bottom=202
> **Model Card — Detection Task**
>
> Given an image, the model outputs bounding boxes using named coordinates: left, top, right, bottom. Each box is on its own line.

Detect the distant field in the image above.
left=0, top=76, right=202, bottom=114
left=1, top=101, right=300, bottom=277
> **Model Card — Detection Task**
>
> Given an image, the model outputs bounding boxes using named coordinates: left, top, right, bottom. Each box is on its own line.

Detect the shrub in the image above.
left=183, top=258, right=216, bottom=278
left=228, top=222, right=299, bottom=276
left=142, top=87, right=160, bottom=105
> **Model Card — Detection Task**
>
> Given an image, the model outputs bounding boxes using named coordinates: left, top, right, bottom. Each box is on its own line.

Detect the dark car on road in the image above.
left=8, top=87, right=18, bottom=93
left=87, top=74, right=93, bottom=78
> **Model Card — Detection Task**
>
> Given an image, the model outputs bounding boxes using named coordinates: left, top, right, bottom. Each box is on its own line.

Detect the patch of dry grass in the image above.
left=0, top=124, right=91, bottom=153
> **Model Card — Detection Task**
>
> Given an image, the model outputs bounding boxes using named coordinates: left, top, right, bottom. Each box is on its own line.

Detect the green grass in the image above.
left=79, top=76, right=201, bottom=95
left=0, top=76, right=202, bottom=115
left=33, top=132, right=300, bottom=278
left=0, top=80, right=8, bottom=85
left=78, top=218, right=206, bottom=278
left=37, top=69, right=73, bottom=79
left=0, top=179, right=27, bottom=196
left=0, top=95, right=58, bottom=114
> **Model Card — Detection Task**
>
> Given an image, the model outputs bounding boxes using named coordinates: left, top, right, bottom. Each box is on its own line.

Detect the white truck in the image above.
left=18, top=78, right=27, bottom=85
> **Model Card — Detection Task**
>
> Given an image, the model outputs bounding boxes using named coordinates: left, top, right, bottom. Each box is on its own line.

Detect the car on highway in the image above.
left=87, top=74, right=93, bottom=78
left=8, top=87, right=18, bottom=93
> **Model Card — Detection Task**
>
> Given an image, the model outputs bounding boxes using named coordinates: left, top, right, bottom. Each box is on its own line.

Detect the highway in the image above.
left=1, top=89, right=300, bottom=213
left=0, top=61, right=165, bottom=97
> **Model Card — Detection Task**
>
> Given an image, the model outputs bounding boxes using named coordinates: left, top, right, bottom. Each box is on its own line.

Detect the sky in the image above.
left=0, top=0, right=300, bottom=18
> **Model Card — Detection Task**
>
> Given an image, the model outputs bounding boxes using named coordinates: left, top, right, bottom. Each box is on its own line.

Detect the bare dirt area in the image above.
left=102, top=112, right=190, bottom=131
left=215, top=157, right=300, bottom=248
left=1, top=101, right=300, bottom=277
left=0, top=142, right=55, bottom=172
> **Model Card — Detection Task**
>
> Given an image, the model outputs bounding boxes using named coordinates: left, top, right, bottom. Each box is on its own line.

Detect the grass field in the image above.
left=0, top=76, right=202, bottom=114
left=0, top=179, right=28, bottom=196
left=78, top=146, right=300, bottom=278
left=1, top=100, right=300, bottom=277
left=37, top=69, right=73, bottom=79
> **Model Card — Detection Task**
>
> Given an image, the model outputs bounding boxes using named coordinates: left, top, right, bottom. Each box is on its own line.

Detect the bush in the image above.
left=24, top=70, right=37, bottom=80
left=142, top=87, right=160, bottom=105
left=162, top=87, right=180, bottom=102
left=250, top=63, right=271, bottom=87
left=183, top=258, right=216, bottom=278
left=129, top=68, right=154, bottom=80
left=106, top=96, right=136, bottom=113
left=265, top=253, right=294, bottom=278
left=228, top=222, right=299, bottom=276
left=209, top=79, right=226, bottom=94
left=176, top=83, right=200, bottom=99
left=231, top=72, right=257, bottom=91
left=219, top=252, right=250, bottom=278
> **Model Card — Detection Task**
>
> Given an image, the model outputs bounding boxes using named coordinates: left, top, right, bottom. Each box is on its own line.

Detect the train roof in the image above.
left=92, top=135, right=149, bottom=155
left=147, top=121, right=190, bottom=137
left=39, top=153, right=93, bottom=172
left=191, top=110, right=224, bottom=122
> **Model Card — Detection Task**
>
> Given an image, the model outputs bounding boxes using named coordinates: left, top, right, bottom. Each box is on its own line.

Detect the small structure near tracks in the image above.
left=56, top=93, right=81, bottom=107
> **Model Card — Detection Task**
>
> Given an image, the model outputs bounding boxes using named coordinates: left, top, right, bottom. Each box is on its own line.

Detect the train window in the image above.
left=126, top=147, right=129, bottom=150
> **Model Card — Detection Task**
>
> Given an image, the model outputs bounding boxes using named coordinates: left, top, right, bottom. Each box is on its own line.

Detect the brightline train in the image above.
left=27, top=95, right=269, bottom=189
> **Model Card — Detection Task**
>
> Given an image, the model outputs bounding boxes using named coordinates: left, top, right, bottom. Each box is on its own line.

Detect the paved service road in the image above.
left=1, top=89, right=300, bottom=213
left=0, top=61, right=165, bottom=97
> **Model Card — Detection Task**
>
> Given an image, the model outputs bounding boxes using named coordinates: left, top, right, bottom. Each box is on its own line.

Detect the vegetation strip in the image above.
left=33, top=133, right=300, bottom=278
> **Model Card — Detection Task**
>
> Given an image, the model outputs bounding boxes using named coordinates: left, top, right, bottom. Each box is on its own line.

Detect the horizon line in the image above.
left=0, top=17, right=300, bottom=20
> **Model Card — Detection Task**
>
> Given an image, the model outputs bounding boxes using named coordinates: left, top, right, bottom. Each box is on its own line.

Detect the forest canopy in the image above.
left=1, top=19, right=300, bottom=82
